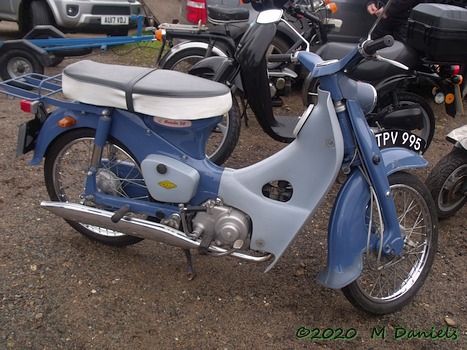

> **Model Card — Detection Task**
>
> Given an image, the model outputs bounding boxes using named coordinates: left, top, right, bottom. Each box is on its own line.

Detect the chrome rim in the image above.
left=437, top=164, right=467, bottom=212
left=52, top=137, right=147, bottom=237
left=358, top=183, right=433, bottom=302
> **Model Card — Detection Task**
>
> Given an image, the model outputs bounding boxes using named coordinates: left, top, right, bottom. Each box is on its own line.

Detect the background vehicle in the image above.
left=426, top=124, right=467, bottom=219
left=0, top=0, right=141, bottom=35
left=181, top=0, right=467, bottom=44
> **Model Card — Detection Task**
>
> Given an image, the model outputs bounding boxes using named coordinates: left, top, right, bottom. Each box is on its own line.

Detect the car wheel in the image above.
left=23, top=1, right=53, bottom=33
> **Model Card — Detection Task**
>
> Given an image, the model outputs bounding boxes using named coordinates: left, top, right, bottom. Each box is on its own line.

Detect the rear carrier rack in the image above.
left=0, top=73, right=63, bottom=102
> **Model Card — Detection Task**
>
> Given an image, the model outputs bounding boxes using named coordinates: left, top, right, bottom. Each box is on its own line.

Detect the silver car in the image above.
left=0, top=0, right=141, bottom=35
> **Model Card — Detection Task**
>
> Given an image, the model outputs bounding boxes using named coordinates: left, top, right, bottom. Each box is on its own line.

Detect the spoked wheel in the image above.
left=342, top=172, right=438, bottom=314
left=205, top=94, right=241, bottom=165
left=425, top=147, right=467, bottom=219
left=44, top=128, right=148, bottom=246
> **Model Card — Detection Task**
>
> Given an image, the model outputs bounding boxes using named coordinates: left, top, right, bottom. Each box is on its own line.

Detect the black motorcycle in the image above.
left=302, top=3, right=467, bottom=152
left=187, top=0, right=337, bottom=145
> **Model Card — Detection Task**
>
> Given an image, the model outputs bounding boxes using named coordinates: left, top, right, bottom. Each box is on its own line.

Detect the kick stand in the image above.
left=183, top=249, right=196, bottom=280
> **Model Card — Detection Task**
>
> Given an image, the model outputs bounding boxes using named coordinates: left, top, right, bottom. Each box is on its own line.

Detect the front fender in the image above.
left=317, top=147, right=428, bottom=289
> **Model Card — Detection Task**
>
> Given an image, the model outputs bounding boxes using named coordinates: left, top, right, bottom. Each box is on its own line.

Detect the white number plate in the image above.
left=101, top=16, right=129, bottom=25
left=375, top=129, right=427, bottom=153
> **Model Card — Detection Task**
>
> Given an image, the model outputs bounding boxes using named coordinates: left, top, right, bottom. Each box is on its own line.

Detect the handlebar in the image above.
left=268, top=53, right=293, bottom=63
left=361, top=35, right=394, bottom=56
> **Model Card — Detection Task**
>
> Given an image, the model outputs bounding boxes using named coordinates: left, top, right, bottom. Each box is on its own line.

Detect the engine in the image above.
left=191, top=199, right=251, bottom=252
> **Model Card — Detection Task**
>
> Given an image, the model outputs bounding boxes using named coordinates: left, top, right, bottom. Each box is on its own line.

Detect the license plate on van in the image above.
left=374, top=129, right=427, bottom=153
left=101, top=16, right=129, bottom=25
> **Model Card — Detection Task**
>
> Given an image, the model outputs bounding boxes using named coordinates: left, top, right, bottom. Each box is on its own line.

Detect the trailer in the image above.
left=0, top=16, right=157, bottom=81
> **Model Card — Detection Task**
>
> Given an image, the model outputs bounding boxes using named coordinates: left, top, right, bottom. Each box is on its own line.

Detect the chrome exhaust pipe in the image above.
left=40, top=201, right=272, bottom=263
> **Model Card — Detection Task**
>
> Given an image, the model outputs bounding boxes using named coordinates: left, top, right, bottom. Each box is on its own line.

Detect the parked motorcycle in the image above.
left=302, top=3, right=467, bottom=153
left=185, top=0, right=338, bottom=144
left=426, top=125, right=467, bottom=219
left=1, top=8, right=438, bottom=314
left=153, top=0, right=337, bottom=161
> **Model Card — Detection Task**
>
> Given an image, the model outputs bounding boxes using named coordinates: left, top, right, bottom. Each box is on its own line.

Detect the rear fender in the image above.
left=317, top=147, right=428, bottom=289
left=0, top=39, right=51, bottom=66
left=29, top=108, right=149, bottom=165
left=158, top=41, right=227, bottom=68
left=189, top=56, right=242, bottom=90
left=373, top=74, right=416, bottom=96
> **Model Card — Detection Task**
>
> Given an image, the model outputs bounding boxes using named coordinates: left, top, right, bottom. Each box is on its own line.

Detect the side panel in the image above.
left=218, top=89, right=344, bottom=270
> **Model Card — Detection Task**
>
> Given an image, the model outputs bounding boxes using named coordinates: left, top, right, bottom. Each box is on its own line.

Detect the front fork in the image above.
left=344, top=100, right=404, bottom=256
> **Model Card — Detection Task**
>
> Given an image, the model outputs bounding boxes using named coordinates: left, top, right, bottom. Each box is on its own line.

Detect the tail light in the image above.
left=186, top=0, right=207, bottom=24
left=20, top=100, right=39, bottom=114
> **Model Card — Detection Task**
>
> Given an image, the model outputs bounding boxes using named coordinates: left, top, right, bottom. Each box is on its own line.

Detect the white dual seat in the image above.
left=62, top=60, right=232, bottom=120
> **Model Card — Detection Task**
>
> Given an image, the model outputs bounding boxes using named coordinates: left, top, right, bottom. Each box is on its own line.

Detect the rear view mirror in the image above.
left=256, top=9, right=283, bottom=24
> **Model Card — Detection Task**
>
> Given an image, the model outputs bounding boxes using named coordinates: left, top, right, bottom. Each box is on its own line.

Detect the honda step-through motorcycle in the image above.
left=1, top=8, right=438, bottom=314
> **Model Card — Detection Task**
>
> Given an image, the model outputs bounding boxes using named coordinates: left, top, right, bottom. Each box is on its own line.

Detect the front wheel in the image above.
left=162, top=48, right=241, bottom=165
left=342, top=171, right=438, bottom=314
left=44, top=128, right=147, bottom=246
left=425, top=147, right=467, bottom=219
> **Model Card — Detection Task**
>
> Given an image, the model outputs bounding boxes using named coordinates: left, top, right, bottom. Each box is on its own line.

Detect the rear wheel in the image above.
left=342, top=171, right=438, bottom=314
left=44, top=129, right=147, bottom=246
left=425, top=147, right=467, bottom=219
left=206, top=94, right=241, bottom=165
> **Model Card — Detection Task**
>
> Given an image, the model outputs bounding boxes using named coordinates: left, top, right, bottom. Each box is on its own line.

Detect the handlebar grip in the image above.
left=268, top=54, right=292, bottom=63
left=362, top=35, right=394, bottom=55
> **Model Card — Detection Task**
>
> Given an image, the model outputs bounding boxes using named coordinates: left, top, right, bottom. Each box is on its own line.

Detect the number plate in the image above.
left=375, top=129, right=427, bottom=153
left=100, top=16, right=129, bottom=25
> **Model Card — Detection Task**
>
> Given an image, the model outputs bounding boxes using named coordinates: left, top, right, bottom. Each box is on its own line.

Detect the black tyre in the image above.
left=206, top=94, right=241, bottom=165
left=342, top=171, right=438, bottom=314
left=425, top=147, right=467, bottom=219
left=44, top=129, right=147, bottom=246
left=23, top=1, right=53, bottom=33
left=0, top=49, right=44, bottom=87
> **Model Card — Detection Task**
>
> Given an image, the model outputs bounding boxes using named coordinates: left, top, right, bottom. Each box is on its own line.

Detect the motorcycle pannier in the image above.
left=407, top=3, right=467, bottom=62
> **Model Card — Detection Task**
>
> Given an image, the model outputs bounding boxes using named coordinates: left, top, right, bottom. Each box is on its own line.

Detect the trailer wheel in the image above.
left=0, top=49, right=44, bottom=86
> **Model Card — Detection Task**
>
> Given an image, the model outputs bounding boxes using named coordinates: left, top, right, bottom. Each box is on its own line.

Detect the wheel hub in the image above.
left=96, top=169, right=122, bottom=196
